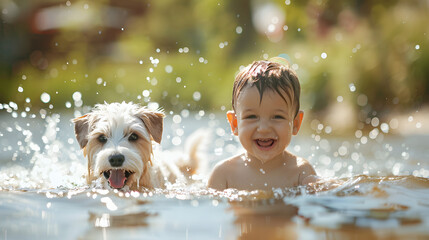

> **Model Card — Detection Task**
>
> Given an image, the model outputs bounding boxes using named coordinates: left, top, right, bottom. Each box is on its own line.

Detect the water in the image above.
left=1, top=106, right=429, bottom=239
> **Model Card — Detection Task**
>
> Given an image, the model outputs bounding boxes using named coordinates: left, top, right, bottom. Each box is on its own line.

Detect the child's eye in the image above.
left=274, top=115, right=286, bottom=119
left=244, top=115, right=257, bottom=119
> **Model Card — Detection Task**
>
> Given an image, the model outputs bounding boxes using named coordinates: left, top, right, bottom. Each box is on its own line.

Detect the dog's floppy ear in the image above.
left=72, top=114, right=90, bottom=149
left=136, top=108, right=165, bottom=144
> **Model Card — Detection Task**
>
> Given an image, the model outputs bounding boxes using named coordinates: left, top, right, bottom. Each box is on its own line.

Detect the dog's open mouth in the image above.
left=102, top=169, right=134, bottom=189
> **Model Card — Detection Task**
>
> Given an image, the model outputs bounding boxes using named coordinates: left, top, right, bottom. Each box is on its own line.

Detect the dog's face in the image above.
left=73, top=102, right=164, bottom=190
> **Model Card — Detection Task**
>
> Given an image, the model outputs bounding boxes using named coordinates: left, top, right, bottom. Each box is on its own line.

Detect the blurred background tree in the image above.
left=1, top=0, right=428, bottom=133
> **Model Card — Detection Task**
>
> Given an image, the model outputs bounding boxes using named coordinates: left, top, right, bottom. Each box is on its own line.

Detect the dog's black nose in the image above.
left=109, top=154, right=125, bottom=167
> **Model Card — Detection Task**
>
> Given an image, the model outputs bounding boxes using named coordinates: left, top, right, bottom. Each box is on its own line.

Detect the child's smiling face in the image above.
left=228, top=85, right=303, bottom=164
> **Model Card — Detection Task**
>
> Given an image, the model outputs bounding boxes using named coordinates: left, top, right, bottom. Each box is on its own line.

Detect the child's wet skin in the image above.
left=208, top=59, right=317, bottom=191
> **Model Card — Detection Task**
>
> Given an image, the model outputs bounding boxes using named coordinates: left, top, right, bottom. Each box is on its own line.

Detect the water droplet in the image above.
left=321, top=52, right=327, bottom=59
left=150, top=78, right=158, bottom=86
left=72, top=92, right=82, bottom=101
left=9, top=102, right=18, bottom=111
left=401, top=151, right=409, bottom=160
left=193, top=91, right=201, bottom=101
left=181, top=109, right=190, bottom=118
left=333, top=162, right=342, bottom=172
left=173, top=115, right=182, bottom=124
left=18, top=86, right=23, bottom=92
left=337, top=96, right=343, bottom=102
left=389, top=119, right=399, bottom=129
left=176, top=77, right=182, bottom=83
left=371, top=117, right=379, bottom=127
left=176, top=128, right=184, bottom=136
left=147, top=102, right=159, bottom=111
left=369, top=128, right=379, bottom=139
left=380, top=123, right=389, bottom=133
left=172, top=136, right=181, bottom=146
left=357, top=94, right=368, bottom=106
left=415, top=44, right=420, bottom=50
left=236, top=26, right=242, bottom=34
left=313, top=56, right=320, bottom=63
left=267, top=24, right=276, bottom=33
left=349, top=83, right=356, bottom=92
left=142, top=90, right=150, bottom=97
left=292, top=63, right=299, bottom=70
left=139, top=60, right=143, bottom=64
left=165, top=65, right=173, bottom=73
left=40, top=92, right=50, bottom=103
left=325, top=126, right=332, bottom=134
left=96, top=77, right=103, bottom=85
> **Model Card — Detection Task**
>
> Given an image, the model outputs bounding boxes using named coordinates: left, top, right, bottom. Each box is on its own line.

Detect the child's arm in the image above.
left=297, top=159, right=319, bottom=185
left=301, top=174, right=320, bottom=185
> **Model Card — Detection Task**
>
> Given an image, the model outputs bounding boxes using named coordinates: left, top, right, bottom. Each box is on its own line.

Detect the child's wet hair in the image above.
left=232, top=59, right=301, bottom=117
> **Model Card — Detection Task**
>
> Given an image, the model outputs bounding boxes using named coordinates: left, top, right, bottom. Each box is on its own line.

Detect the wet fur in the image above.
left=72, top=102, right=202, bottom=190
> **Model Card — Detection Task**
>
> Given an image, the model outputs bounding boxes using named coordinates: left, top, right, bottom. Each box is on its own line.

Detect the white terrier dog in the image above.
left=73, top=102, right=204, bottom=190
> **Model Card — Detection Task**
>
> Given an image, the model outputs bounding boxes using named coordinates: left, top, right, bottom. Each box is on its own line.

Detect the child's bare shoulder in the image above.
left=295, top=156, right=318, bottom=184
left=207, top=154, right=243, bottom=190
left=212, top=154, right=243, bottom=173
left=296, top=156, right=311, bottom=167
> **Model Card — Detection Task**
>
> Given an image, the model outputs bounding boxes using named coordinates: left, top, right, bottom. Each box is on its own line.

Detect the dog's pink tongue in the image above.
left=108, top=169, right=126, bottom=189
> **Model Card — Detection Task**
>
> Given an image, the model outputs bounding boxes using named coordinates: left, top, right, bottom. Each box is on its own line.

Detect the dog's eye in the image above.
left=128, top=133, right=139, bottom=141
left=98, top=135, right=108, bottom=143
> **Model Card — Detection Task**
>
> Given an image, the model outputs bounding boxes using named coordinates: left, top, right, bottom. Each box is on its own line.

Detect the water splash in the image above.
left=0, top=109, right=86, bottom=190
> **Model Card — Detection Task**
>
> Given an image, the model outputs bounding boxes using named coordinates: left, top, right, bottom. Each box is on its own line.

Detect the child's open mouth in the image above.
left=255, top=138, right=276, bottom=150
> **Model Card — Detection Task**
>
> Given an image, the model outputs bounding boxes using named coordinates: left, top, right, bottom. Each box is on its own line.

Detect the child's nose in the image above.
left=257, top=119, right=271, bottom=132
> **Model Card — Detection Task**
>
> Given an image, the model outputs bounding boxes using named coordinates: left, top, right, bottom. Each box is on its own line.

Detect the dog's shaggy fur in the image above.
left=73, top=102, right=203, bottom=190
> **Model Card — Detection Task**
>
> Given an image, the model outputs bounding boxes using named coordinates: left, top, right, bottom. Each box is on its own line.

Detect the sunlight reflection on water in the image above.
left=1, top=106, right=429, bottom=239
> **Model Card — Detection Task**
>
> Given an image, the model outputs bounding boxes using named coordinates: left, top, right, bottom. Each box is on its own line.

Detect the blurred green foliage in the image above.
left=1, top=0, right=428, bottom=127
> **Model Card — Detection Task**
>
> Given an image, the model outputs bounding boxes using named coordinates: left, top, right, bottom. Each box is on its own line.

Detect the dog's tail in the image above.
left=180, top=128, right=209, bottom=176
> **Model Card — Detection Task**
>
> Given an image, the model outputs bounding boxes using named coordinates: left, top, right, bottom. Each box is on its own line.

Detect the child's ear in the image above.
left=227, top=111, right=238, bottom=136
left=292, top=111, right=304, bottom=135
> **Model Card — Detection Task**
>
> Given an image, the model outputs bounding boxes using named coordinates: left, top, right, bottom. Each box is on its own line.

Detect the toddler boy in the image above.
left=208, top=58, right=318, bottom=191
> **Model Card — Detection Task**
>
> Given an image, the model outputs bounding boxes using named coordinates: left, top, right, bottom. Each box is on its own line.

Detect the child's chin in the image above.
left=256, top=145, right=275, bottom=152
left=253, top=152, right=277, bottom=163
